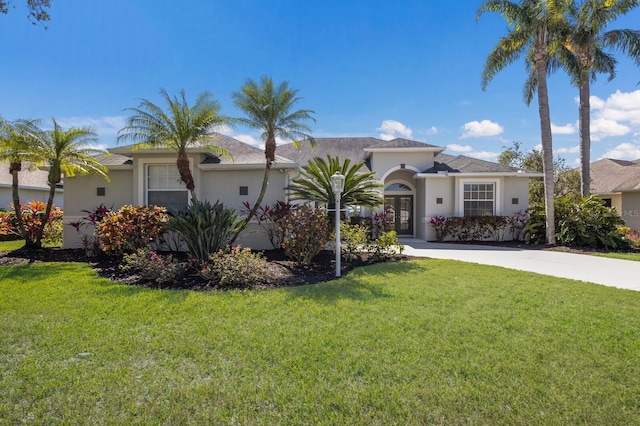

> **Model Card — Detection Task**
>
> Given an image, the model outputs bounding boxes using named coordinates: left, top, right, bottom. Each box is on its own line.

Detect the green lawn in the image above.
left=1, top=260, right=640, bottom=425
left=595, top=251, right=640, bottom=262
left=0, top=240, right=28, bottom=252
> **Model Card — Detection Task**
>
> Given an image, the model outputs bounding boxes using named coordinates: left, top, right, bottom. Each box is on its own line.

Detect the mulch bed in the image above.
left=0, top=247, right=411, bottom=291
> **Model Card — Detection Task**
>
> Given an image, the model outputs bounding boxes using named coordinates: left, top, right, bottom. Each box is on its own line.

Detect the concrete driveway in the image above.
left=399, top=239, right=640, bottom=292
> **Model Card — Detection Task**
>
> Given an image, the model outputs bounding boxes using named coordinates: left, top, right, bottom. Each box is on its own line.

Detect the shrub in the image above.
left=96, top=205, right=169, bottom=254
left=339, top=221, right=370, bottom=260
left=507, top=210, right=529, bottom=241
left=165, top=200, right=241, bottom=264
left=0, top=201, right=63, bottom=245
left=199, top=246, right=273, bottom=287
left=622, top=229, right=640, bottom=248
left=281, top=205, right=330, bottom=265
left=429, top=215, right=447, bottom=241
left=241, top=200, right=292, bottom=249
left=371, top=210, right=393, bottom=239
left=69, top=204, right=112, bottom=256
left=371, top=230, right=404, bottom=258
left=524, top=195, right=628, bottom=248
left=121, top=248, right=187, bottom=284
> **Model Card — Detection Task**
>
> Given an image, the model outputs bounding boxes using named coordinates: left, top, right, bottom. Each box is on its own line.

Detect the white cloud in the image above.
left=233, top=134, right=261, bottom=147
left=377, top=120, right=413, bottom=141
left=426, top=126, right=438, bottom=135
left=55, top=116, right=127, bottom=136
left=447, top=144, right=474, bottom=153
left=551, top=122, right=576, bottom=135
left=459, top=100, right=472, bottom=106
left=556, top=145, right=580, bottom=154
left=600, top=143, right=640, bottom=160
left=590, top=118, right=631, bottom=141
left=459, top=119, right=504, bottom=139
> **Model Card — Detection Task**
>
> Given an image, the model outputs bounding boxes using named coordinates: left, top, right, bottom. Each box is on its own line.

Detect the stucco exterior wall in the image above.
left=423, top=177, right=455, bottom=241
left=621, top=192, right=640, bottom=231
left=0, top=187, right=63, bottom=210
left=370, top=152, right=435, bottom=180
left=501, top=177, right=529, bottom=216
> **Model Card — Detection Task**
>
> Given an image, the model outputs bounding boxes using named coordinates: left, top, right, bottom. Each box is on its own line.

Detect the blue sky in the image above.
left=1, top=0, right=640, bottom=165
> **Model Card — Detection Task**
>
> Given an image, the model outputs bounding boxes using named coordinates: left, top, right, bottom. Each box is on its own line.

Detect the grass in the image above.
left=1, top=259, right=640, bottom=424
left=0, top=240, right=28, bottom=252
left=595, top=251, right=640, bottom=262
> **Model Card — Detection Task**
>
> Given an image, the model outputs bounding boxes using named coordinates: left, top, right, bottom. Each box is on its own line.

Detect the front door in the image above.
left=384, top=195, right=413, bottom=235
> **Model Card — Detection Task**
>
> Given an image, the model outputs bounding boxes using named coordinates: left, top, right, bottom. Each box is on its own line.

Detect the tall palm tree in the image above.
left=478, top=0, right=569, bottom=245
left=563, top=0, right=640, bottom=196
left=117, top=89, right=230, bottom=202
left=0, top=117, right=43, bottom=242
left=285, top=155, right=383, bottom=209
left=29, top=119, right=109, bottom=248
left=231, top=75, right=316, bottom=234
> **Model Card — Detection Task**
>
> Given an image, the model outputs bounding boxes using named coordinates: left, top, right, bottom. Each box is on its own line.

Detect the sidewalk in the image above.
left=399, top=239, right=640, bottom=291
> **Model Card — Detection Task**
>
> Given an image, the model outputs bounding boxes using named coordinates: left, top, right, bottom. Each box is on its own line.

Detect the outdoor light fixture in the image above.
left=330, top=171, right=346, bottom=277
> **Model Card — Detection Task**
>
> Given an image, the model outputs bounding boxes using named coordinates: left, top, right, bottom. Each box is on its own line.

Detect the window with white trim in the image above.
left=463, top=183, right=494, bottom=216
left=147, top=164, right=189, bottom=211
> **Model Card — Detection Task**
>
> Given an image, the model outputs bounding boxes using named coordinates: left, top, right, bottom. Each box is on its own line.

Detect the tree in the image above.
left=29, top=118, right=109, bottom=248
left=0, top=0, right=51, bottom=25
left=231, top=75, right=315, bottom=235
left=0, top=117, right=43, bottom=242
left=285, top=155, right=383, bottom=209
left=117, top=89, right=230, bottom=203
left=478, top=0, right=569, bottom=245
left=562, top=0, right=640, bottom=196
left=499, top=141, right=581, bottom=203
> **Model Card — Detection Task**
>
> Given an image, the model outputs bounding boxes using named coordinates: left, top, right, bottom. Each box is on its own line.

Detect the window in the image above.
left=147, top=164, right=188, bottom=211
left=463, top=183, right=494, bottom=216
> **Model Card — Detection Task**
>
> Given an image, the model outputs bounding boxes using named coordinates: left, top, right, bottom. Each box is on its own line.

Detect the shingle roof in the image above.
left=590, top=158, right=640, bottom=193
left=277, top=137, right=382, bottom=171
left=423, top=154, right=526, bottom=174
left=367, top=138, right=442, bottom=149
left=108, top=133, right=294, bottom=166
left=0, top=162, right=50, bottom=189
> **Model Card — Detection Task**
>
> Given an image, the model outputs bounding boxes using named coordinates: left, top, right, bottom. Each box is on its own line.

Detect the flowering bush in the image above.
left=622, top=228, right=640, bottom=248
left=507, top=210, right=529, bottom=241
left=429, top=215, right=447, bottom=241
left=0, top=201, right=63, bottom=245
left=199, top=246, right=273, bottom=287
left=242, top=200, right=292, bottom=249
left=96, top=205, right=169, bottom=254
left=371, top=210, right=393, bottom=239
left=121, top=248, right=187, bottom=284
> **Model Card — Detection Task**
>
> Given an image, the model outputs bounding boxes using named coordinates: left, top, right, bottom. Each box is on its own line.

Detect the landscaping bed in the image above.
left=0, top=247, right=410, bottom=290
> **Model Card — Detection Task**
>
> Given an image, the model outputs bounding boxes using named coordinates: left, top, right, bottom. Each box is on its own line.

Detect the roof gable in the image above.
left=423, top=153, right=526, bottom=174
left=590, top=158, right=640, bottom=193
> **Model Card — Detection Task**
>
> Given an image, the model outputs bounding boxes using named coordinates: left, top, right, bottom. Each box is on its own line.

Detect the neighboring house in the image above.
left=63, top=135, right=540, bottom=248
left=62, top=134, right=297, bottom=249
left=279, top=137, right=540, bottom=241
left=0, top=162, right=63, bottom=210
left=590, top=158, right=640, bottom=230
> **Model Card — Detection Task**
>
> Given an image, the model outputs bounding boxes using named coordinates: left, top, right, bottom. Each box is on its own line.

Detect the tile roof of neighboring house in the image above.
left=422, top=153, right=528, bottom=174
left=0, top=162, right=52, bottom=189
left=590, top=158, right=640, bottom=194
left=107, top=133, right=294, bottom=166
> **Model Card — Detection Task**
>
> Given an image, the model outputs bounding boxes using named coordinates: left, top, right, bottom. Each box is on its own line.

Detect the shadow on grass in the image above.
left=283, top=260, right=427, bottom=304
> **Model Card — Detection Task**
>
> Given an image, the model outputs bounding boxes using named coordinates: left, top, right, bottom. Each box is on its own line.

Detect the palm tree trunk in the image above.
left=33, top=182, right=57, bottom=248
left=9, top=162, right=27, bottom=242
left=535, top=50, right=556, bottom=245
left=578, top=68, right=591, bottom=197
left=176, top=154, right=197, bottom=203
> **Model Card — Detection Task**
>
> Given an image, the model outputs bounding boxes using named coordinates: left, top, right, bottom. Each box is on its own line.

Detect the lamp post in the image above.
left=330, top=171, right=345, bottom=277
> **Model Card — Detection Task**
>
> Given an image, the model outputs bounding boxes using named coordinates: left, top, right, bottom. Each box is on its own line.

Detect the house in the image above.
left=63, top=135, right=540, bottom=248
left=0, top=162, right=63, bottom=210
left=278, top=137, right=539, bottom=241
left=590, top=158, right=640, bottom=230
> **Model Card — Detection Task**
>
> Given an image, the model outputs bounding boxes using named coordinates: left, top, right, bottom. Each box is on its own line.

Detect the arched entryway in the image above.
left=384, top=181, right=414, bottom=236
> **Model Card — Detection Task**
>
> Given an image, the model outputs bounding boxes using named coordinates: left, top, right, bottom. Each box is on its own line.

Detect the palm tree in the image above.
left=0, top=117, right=43, bottom=242
left=117, top=89, right=230, bottom=202
left=29, top=119, right=109, bottom=248
left=231, top=75, right=316, bottom=234
left=478, top=0, right=569, bottom=245
left=562, top=0, right=640, bottom=196
left=286, top=155, right=383, bottom=209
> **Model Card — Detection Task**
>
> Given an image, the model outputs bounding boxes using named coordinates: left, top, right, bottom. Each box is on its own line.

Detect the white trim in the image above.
left=137, top=157, right=194, bottom=206
left=457, top=177, right=502, bottom=216
left=380, top=165, right=421, bottom=181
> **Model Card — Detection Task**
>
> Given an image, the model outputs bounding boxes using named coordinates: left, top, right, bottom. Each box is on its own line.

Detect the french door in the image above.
left=384, top=195, right=413, bottom=235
